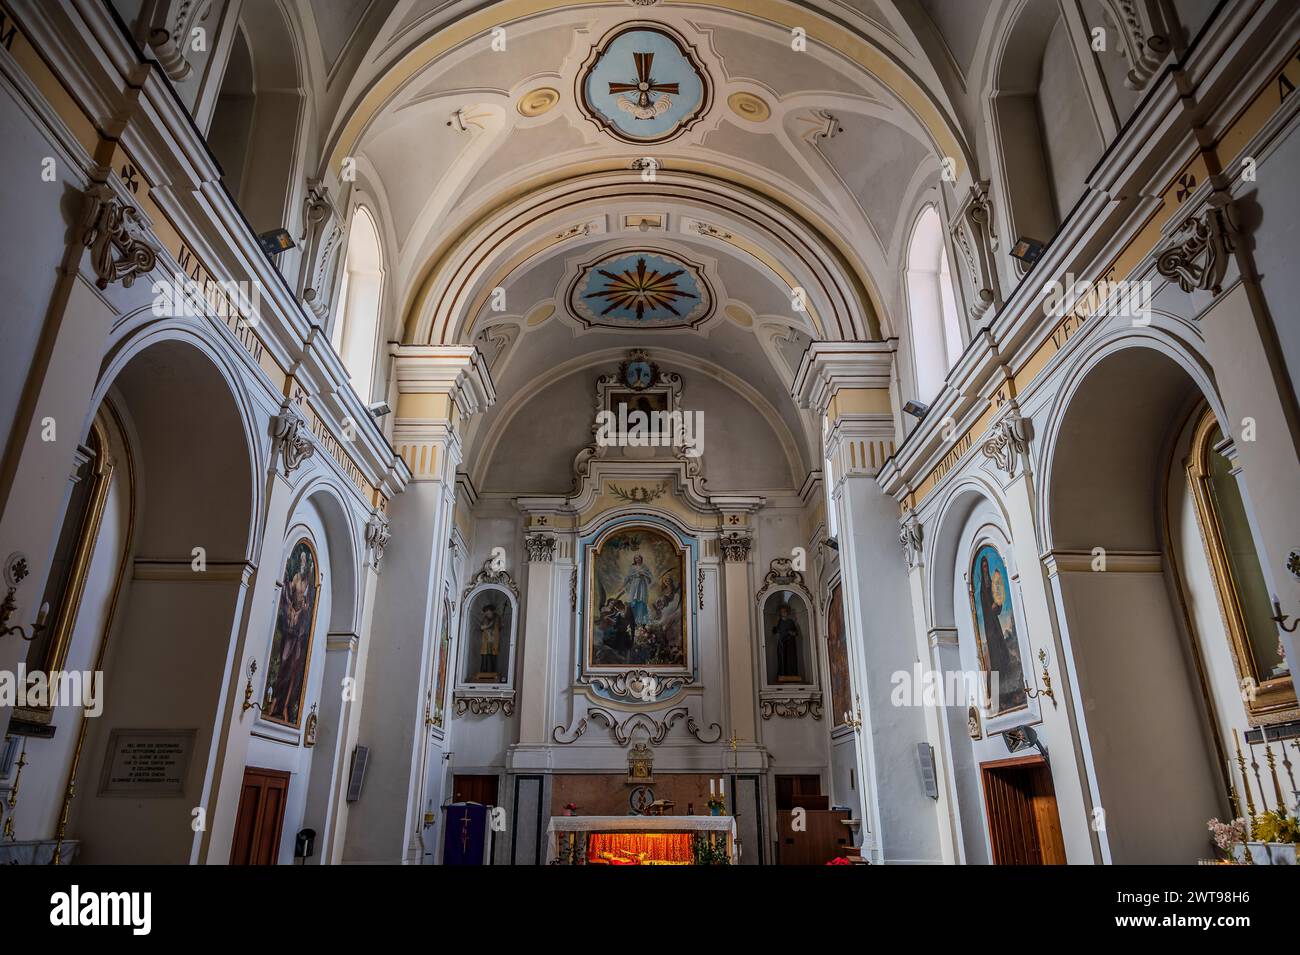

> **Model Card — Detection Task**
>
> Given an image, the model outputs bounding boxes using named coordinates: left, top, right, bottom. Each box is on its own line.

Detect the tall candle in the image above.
left=719, top=777, right=725, bottom=796
left=709, top=778, right=715, bottom=795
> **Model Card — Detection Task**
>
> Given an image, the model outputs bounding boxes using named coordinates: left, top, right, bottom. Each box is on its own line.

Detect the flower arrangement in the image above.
left=825, top=856, right=853, bottom=865
left=706, top=796, right=725, bottom=814
left=1251, top=809, right=1300, bottom=845
left=1206, top=817, right=1249, bottom=862
left=564, top=802, right=578, bottom=817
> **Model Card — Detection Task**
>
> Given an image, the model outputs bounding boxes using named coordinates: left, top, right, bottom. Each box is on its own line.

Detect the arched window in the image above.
left=332, top=207, right=384, bottom=398
left=905, top=206, right=963, bottom=403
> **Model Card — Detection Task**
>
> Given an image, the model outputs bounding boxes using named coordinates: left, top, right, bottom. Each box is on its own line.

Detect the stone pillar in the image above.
left=980, top=412, right=1102, bottom=864
left=794, top=341, right=944, bottom=864
left=342, top=346, right=493, bottom=863
left=720, top=527, right=758, bottom=747
left=1156, top=203, right=1300, bottom=691
left=516, top=532, right=558, bottom=746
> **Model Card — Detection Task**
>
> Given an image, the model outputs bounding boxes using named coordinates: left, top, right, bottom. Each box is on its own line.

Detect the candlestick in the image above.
left=1234, top=729, right=1257, bottom=819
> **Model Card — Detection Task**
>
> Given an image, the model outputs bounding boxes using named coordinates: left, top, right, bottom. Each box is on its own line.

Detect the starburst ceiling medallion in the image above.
left=569, top=249, right=713, bottom=329
left=576, top=25, right=710, bottom=144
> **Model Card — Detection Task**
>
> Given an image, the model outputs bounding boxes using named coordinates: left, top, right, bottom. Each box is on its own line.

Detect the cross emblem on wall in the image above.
left=609, top=51, right=679, bottom=119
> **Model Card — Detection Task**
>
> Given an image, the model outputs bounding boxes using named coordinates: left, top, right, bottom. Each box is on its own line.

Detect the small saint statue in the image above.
left=772, top=603, right=802, bottom=683
left=476, top=603, right=502, bottom=681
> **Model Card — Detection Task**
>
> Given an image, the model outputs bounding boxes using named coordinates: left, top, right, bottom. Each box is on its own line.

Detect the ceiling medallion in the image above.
left=727, top=91, right=770, bottom=123
left=576, top=24, right=710, bottom=144
left=569, top=249, right=712, bottom=329
left=517, top=86, right=560, bottom=117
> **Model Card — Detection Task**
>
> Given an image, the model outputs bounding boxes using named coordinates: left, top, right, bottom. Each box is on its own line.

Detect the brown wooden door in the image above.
left=980, top=756, right=1066, bottom=864
left=230, top=767, right=291, bottom=865
left=451, top=773, right=499, bottom=806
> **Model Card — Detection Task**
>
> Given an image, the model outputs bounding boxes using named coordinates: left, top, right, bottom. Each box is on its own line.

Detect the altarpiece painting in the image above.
left=587, top=524, right=687, bottom=669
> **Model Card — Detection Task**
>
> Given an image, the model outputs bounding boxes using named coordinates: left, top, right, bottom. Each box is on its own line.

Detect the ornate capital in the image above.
left=270, top=401, right=315, bottom=475
left=81, top=184, right=157, bottom=290
left=720, top=532, right=752, bottom=563
left=525, top=533, right=556, bottom=563
left=365, top=511, right=391, bottom=571
left=1155, top=199, right=1236, bottom=296
left=899, top=513, right=924, bottom=571
left=981, top=413, right=1032, bottom=478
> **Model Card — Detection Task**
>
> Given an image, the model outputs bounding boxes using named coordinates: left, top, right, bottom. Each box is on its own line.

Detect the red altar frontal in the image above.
left=545, top=815, right=737, bottom=865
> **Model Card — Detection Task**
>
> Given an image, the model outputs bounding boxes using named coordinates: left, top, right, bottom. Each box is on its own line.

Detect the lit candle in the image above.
left=709, top=779, right=715, bottom=795
left=719, top=777, right=725, bottom=796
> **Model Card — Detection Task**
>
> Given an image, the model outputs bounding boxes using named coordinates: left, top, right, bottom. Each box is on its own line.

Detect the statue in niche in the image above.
left=475, top=602, right=503, bottom=682
left=762, top=591, right=809, bottom=685
left=773, top=603, right=801, bottom=682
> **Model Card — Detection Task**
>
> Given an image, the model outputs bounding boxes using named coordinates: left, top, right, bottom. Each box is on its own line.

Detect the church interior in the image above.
left=1, top=0, right=1299, bottom=869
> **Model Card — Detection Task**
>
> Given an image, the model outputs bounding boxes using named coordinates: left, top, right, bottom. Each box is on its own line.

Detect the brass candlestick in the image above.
left=1234, top=730, right=1257, bottom=819
left=3, top=738, right=27, bottom=841
left=1265, top=743, right=1286, bottom=811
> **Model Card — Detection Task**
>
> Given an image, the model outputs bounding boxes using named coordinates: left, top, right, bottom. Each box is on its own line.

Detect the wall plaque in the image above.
left=98, top=729, right=196, bottom=796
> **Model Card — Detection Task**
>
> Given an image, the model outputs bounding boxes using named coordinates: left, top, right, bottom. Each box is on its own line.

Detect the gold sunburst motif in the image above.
left=585, top=257, right=698, bottom=321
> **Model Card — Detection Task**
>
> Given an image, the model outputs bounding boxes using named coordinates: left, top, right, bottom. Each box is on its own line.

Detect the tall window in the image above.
left=332, top=207, right=384, bottom=398
left=905, top=206, right=963, bottom=403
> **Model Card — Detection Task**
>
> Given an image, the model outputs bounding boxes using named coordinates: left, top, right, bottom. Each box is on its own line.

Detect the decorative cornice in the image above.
left=365, top=511, right=391, bottom=571
left=270, top=400, right=315, bottom=475
left=791, top=341, right=895, bottom=415
left=584, top=669, right=692, bottom=703
left=81, top=184, right=157, bottom=290
left=755, top=556, right=810, bottom=601
left=525, top=533, right=556, bottom=563
left=720, top=532, right=752, bottom=563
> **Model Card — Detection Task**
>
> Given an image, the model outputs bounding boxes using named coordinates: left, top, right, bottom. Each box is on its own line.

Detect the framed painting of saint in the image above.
left=460, top=587, right=515, bottom=686
left=826, top=583, right=851, bottom=727
left=586, top=524, right=688, bottom=670
left=262, top=537, right=319, bottom=728
left=762, top=591, right=811, bottom=685
left=968, top=543, right=1028, bottom=718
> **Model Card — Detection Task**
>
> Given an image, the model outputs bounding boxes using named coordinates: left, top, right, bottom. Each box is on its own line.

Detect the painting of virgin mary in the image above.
left=969, top=543, right=1027, bottom=715
left=588, top=525, right=686, bottom=669
left=263, top=538, right=319, bottom=727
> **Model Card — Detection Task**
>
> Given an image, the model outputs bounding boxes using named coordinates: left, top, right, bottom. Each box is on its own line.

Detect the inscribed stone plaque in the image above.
left=99, top=729, right=196, bottom=796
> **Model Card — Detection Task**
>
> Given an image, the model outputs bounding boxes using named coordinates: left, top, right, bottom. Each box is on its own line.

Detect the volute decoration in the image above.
left=1155, top=199, right=1236, bottom=296
left=552, top=706, right=721, bottom=746
left=81, top=185, right=157, bottom=290
left=463, top=557, right=518, bottom=600
left=981, top=413, right=1032, bottom=478
left=364, top=511, right=391, bottom=570
left=454, top=695, right=515, bottom=717
left=899, top=513, right=924, bottom=571
left=757, top=556, right=807, bottom=597
left=270, top=401, right=315, bottom=475
left=760, top=698, right=823, bottom=720
left=585, top=669, right=693, bottom=702
left=525, top=533, right=556, bottom=563
left=720, top=532, right=752, bottom=563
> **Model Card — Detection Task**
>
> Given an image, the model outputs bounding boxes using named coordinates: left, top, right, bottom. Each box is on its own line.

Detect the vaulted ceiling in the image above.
left=292, top=0, right=983, bottom=486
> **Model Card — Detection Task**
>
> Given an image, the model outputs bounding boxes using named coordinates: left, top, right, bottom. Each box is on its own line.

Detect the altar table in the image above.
left=545, top=815, right=737, bottom=865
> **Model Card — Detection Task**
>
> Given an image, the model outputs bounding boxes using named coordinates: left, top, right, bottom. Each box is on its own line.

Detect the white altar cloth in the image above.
left=545, top=815, right=737, bottom=864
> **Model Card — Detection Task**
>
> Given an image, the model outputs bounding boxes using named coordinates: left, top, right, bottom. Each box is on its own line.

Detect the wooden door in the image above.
left=451, top=773, right=499, bottom=806
left=980, top=756, right=1066, bottom=864
left=230, top=767, right=291, bottom=865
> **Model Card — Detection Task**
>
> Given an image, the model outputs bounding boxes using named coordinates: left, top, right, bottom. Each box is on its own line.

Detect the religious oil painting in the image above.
left=969, top=543, right=1028, bottom=715
left=588, top=525, right=687, bottom=669
left=463, top=589, right=512, bottom=684
left=827, top=583, right=851, bottom=726
left=763, top=591, right=810, bottom=685
left=262, top=538, right=319, bottom=728
left=432, top=595, right=452, bottom=727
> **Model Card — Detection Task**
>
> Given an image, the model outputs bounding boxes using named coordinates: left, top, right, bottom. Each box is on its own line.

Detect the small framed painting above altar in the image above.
left=546, top=815, right=736, bottom=865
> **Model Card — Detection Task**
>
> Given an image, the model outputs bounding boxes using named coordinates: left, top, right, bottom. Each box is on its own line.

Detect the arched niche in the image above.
left=69, top=336, right=256, bottom=864
left=1042, top=342, right=1229, bottom=863
left=755, top=558, right=816, bottom=689
left=458, top=579, right=519, bottom=691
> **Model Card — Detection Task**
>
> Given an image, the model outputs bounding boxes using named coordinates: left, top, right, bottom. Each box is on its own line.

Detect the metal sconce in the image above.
left=1270, top=594, right=1298, bottom=634
left=1, top=554, right=48, bottom=644
left=241, top=659, right=264, bottom=716
left=1024, top=647, right=1056, bottom=704
left=842, top=694, right=864, bottom=731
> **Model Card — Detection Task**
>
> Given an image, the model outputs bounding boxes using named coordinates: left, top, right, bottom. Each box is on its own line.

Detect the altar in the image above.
left=545, top=815, right=737, bottom=865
